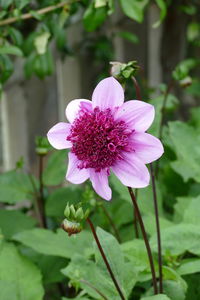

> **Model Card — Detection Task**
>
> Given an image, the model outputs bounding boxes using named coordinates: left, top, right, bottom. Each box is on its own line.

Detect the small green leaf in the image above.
left=0, top=45, right=23, bottom=56
left=153, top=0, right=167, bottom=28
left=0, top=54, right=14, bottom=83
left=14, top=0, right=30, bottom=9
left=30, top=10, right=43, bottom=20
left=83, top=2, right=107, bottom=31
left=0, top=0, right=13, bottom=9
left=34, top=32, right=51, bottom=55
left=117, top=31, right=139, bottom=44
left=177, top=258, right=200, bottom=276
left=119, top=0, right=149, bottom=23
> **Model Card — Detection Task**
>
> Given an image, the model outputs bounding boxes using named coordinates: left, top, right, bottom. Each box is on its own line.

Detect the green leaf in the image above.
left=121, top=239, right=150, bottom=273
left=0, top=170, right=36, bottom=204
left=7, top=27, right=23, bottom=47
left=0, top=242, right=44, bottom=300
left=153, top=0, right=167, bottom=28
left=150, top=224, right=200, bottom=256
left=141, top=295, right=171, bottom=300
left=119, top=0, right=149, bottom=23
left=0, top=210, right=36, bottom=239
left=34, top=32, right=51, bottom=55
left=95, top=227, right=138, bottom=298
left=143, top=213, right=173, bottom=236
left=0, top=280, right=18, bottom=300
left=30, top=254, right=66, bottom=284
left=182, top=195, right=200, bottom=225
left=168, top=121, right=200, bottom=182
left=30, top=10, right=43, bottom=21
left=63, top=228, right=138, bottom=299
left=13, top=228, right=92, bottom=258
left=14, top=0, right=30, bottom=9
left=117, top=31, right=139, bottom=44
left=0, top=54, right=14, bottom=83
left=45, top=186, right=82, bottom=218
left=163, top=280, right=186, bottom=300
left=177, top=258, right=200, bottom=276
left=34, top=50, right=54, bottom=79
left=0, top=45, right=23, bottom=56
left=83, top=2, right=107, bottom=32
left=43, top=150, right=67, bottom=186
left=62, top=297, right=90, bottom=300
left=0, top=0, right=13, bottom=9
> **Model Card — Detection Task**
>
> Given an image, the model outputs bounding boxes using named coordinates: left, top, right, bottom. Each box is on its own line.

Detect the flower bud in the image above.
left=35, top=136, right=50, bottom=155
left=61, top=219, right=82, bottom=236
left=62, top=203, right=90, bottom=236
left=110, top=60, right=139, bottom=81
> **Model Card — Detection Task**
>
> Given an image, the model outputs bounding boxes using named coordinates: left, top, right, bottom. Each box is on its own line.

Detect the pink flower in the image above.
left=47, top=77, right=163, bottom=201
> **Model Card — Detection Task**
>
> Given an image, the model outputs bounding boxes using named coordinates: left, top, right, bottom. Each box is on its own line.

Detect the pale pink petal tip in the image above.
left=90, top=169, right=112, bottom=201
left=65, top=99, right=92, bottom=123
left=130, top=132, right=164, bottom=164
left=115, top=100, right=155, bottom=132
left=112, top=153, right=150, bottom=188
left=92, top=77, right=124, bottom=110
left=66, top=152, right=89, bottom=184
left=47, top=122, right=72, bottom=150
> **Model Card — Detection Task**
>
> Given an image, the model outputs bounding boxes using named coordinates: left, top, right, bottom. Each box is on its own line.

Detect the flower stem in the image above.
left=150, top=164, right=163, bottom=293
left=100, top=205, right=121, bottom=243
left=87, top=218, right=126, bottom=300
left=127, top=187, right=158, bottom=294
left=133, top=189, right=139, bottom=238
left=37, top=154, right=47, bottom=228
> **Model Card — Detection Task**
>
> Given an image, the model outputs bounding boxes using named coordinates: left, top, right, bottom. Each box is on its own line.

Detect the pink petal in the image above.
left=65, top=99, right=92, bottom=123
left=66, top=152, right=89, bottom=184
left=115, top=100, right=155, bottom=132
left=129, top=132, right=164, bottom=163
left=47, top=122, right=72, bottom=150
left=92, top=77, right=124, bottom=110
left=89, top=169, right=112, bottom=201
left=112, top=153, right=150, bottom=188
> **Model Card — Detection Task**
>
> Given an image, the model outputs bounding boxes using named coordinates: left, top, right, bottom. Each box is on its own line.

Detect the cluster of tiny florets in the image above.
left=67, top=107, right=133, bottom=171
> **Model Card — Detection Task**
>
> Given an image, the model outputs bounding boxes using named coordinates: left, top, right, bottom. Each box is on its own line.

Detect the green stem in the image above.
left=38, top=154, right=47, bottom=228
left=128, top=188, right=158, bottom=294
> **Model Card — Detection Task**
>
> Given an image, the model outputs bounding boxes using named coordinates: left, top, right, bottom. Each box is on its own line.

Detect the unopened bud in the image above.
left=61, top=219, right=82, bottom=236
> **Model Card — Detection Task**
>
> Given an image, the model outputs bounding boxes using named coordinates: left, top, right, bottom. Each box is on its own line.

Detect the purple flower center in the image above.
left=67, top=107, right=133, bottom=172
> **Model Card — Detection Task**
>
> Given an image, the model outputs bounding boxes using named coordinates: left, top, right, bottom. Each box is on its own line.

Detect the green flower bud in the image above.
left=35, top=136, right=50, bottom=155
left=75, top=207, right=84, bottom=222
left=64, top=204, right=70, bottom=218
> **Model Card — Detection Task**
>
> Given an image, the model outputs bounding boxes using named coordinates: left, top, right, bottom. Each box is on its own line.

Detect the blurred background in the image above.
left=0, top=0, right=199, bottom=172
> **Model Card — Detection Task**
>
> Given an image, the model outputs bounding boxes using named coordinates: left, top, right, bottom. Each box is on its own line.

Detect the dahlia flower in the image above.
left=47, top=77, right=163, bottom=200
